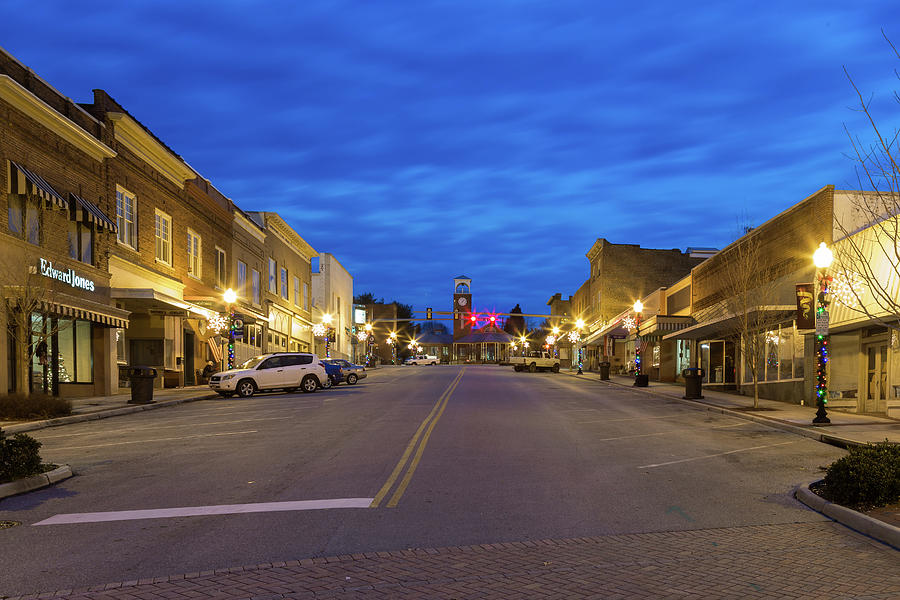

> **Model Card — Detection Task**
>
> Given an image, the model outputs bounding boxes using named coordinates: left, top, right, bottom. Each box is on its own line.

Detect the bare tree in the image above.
left=702, top=234, right=787, bottom=409
left=830, top=32, right=900, bottom=331
left=4, top=259, right=73, bottom=397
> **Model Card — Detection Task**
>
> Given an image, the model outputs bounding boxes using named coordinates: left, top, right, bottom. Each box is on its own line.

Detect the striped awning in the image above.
left=8, top=161, right=68, bottom=209
left=69, top=193, right=117, bottom=232
left=35, top=297, right=130, bottom=329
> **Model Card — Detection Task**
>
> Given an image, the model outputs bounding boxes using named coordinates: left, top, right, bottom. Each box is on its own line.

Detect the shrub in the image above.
left=0, top=393, right=72, bottom=420
left=0, top=429, right=44, bottom=483
left=822, top=442, right=900, bottom=510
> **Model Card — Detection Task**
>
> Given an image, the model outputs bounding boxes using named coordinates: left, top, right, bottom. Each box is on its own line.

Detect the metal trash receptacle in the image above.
left=599, top=361, right=610, bottom=380
left=682, top=367, right=704, bottom=399
left=127, top=366, right=157, bottom=404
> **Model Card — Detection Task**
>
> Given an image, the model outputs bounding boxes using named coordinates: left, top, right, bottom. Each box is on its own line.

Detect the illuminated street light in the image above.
left=223, top=288, right=237, bottom=369
left=813, top=242, right=833, bottom=425
left=633, top=300, right=647, bottom=386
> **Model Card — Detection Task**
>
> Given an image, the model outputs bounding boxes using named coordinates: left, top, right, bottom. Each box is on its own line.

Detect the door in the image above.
left=256, top=356, right=287, bottom=389
left=864, top=343, right=889, bottom=413
left=184, top=332, right=195, bottom=386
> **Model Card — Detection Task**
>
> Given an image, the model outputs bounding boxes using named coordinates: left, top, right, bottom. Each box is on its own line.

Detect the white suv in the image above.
left=209, top=353, right=327, bottom=397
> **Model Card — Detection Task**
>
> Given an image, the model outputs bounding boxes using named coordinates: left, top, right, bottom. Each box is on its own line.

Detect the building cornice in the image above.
left=0, top=75, right=116, bottom=161
left=107, top=112, right=194, bottom=188
left=234, top=210, right=266, bottom=244
left=264, top=213, right=316, bottom=261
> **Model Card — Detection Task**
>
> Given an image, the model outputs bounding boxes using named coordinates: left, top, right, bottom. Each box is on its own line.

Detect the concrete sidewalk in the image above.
left=0, top=385, right=218, bottom=435
left=562, top=370, right=900, bottom=448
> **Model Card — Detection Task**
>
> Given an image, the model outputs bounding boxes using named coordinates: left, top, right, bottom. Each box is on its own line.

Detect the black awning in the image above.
left=8, top=161, right=68, bottom=209
left=69, top=193, right=118, bottom=232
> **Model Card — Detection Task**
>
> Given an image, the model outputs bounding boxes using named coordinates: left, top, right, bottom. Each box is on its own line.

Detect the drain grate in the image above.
left=0, top=520, right=22, bottom=529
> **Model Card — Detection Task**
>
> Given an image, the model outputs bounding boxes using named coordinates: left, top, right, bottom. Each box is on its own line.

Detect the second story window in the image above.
left=252, top=269, right=260, bottom=305
left=215, top=247, right=226, bottom=289
left=293, top=276, right=300, bottom=306
left=237, top=260, right=247, bottom=296
left=280, top=267, right=288, bottom=300
left=154, top=209, right=171, bottom=265
left=116, top=187, right=136, bottom=249
left=68, top=221, right=93, bottom=265
left=303, top=282, right=309, bottom=310
left=187, top=229, right=201, bottom=278
left=268, top=258, right=276, bottom=293
left=8, top=195, right=40, bottom=245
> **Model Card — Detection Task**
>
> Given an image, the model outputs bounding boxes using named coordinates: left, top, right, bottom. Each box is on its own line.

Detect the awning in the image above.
left=662, top=305, right=795, bottom=341
left=69, top=193, right=117, bottom=232
left=8, top=161, right=68, bottom=209
left=37, top=293, right=130, bottom=328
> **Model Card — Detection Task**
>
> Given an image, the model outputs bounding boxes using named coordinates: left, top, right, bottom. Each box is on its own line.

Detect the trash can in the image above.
left=599, top=361, right=610, bottom=380
left=634, top=373, right=649, bottom=387
left=682, top=367, right=704, bottom=399
left=127, top=366, right=157, bottom=404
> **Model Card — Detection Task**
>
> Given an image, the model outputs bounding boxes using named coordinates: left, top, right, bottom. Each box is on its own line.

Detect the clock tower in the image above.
left=452, top=275, right=473, bottom=339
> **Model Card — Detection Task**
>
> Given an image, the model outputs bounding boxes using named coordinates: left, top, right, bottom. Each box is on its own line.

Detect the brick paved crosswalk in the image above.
left=9, top=522, right=899, bottom=599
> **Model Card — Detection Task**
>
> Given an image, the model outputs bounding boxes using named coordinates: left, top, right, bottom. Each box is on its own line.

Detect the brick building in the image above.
left=566, top=239, right=709, bottom=372
left=0, top=50, right=126, bottom=397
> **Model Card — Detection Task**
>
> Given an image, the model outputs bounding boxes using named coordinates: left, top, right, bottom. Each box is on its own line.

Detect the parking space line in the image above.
left=49, top=430, right=259, bottom=451
left=38, top=418, right=288, bottom=439
left=370, top=369, right=465, bottom=508
left=578, top=415, right=701, bottom=424
left=595, top=422, right=748, bottom=442
left=638, top=441, right=796, bottom=469
left=32, top=498, right=374, bottom=526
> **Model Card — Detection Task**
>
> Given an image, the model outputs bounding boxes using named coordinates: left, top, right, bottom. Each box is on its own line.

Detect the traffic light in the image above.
left=470, top=314, right=477, bottom=323
left=489, top=315, right=496, bottom=323
left=426, top=307, right=432, bottom=320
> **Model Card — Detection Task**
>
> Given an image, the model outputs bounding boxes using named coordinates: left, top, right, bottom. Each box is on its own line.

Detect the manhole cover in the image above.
left=0, top=520, right=22, bottom=529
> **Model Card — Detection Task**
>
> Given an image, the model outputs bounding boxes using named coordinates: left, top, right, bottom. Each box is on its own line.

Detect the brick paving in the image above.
left=8, top=522, right=899, bottom=599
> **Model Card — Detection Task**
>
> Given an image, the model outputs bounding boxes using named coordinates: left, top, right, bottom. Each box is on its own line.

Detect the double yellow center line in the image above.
left=370, top=368, right=465, bottom=508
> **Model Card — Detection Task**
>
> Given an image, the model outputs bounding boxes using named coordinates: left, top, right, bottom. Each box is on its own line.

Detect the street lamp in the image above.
left=364, top=323, right=374, bottom=366
left=575, top=318, right=585, bottom=374
left=223, top=288, right=237, bottom=369
left=813, top=242, right=833, bottom=425
left=387, top=331, right=397, bottom=364
left=519, top=335, right=527, bottom=357
left=321, top=313, right=333, bottom=358
left=633, top=300, right=646, bottom=386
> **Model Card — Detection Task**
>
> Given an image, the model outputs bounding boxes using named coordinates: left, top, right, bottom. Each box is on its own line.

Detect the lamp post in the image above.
left=633, top=300, right=648, bottom=387
left=223, top=288, right=237, bottom=369
left=551, top=326, right=561, bottom=358
left=321, top=313, right=333, bottom=358
left=364, top=323, right=374, bottom=366
left=387, top=331, right=397, bottom=364
left=813, top=242, right=833, bottom=425
left=575, top=319, right=585, bottom=374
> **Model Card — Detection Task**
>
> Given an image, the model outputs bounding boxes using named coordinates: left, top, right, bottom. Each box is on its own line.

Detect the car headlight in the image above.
left=221, top=374, right=236, bottom=381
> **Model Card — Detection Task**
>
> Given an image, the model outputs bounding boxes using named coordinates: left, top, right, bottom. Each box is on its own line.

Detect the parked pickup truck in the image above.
left=510, top=351, right=560, bottom=373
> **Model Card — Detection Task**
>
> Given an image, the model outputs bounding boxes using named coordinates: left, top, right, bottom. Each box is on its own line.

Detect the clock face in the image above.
left=457, top=297, right=468, bottom=306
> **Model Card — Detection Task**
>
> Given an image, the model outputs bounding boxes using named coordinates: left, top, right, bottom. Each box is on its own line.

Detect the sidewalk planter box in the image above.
left=634, top=374, right=649, bottom=387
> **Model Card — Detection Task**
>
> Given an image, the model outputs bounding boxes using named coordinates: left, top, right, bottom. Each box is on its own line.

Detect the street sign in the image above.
left=815, top=312, right=829, bottom=336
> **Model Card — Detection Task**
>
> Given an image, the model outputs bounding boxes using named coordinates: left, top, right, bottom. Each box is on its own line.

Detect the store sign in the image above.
left=39, top=258, right=95, bottom=292
left=354, top=308, right=366, bottom=324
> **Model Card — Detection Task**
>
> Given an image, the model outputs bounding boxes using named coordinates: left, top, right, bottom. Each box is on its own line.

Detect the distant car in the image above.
left=209, top=352, right=327, bottom=397
left=405, top=354, right=440, bottom=365
left=320, top=360, right=345, bottom=387
left=327, top=359, right=367, bottom=384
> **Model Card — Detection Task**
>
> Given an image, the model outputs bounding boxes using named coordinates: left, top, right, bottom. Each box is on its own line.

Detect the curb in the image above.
left=1, top=394, right=219, bottom=435
left=795, top=482, right=900, bottom=549
left=563, top=371, right=868, bottom=450
left=0, top=465, right=73, bottom=500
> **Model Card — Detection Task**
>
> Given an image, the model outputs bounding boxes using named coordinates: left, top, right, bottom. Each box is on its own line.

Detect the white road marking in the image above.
left=595, top=422, right=748, bottom=441
left=578, top=415, right=695, bottom=424
left=32, top=498, right=375, bottom=526
left=38, top=418, right=287, bottom=439
left=638, top=441, right=796, bottom=469
left=48, top=430, right=258, bottom=450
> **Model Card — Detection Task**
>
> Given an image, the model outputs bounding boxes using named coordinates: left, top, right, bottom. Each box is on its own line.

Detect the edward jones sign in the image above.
left=39, top=258, right=95, bottom=292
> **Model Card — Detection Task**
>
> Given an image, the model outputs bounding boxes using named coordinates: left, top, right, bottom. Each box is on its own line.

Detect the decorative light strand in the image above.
left=831, top=271, right=864, bottom=307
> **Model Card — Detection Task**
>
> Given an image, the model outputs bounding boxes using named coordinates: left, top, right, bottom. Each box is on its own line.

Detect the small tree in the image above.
left=707, top=234, right=786, bottom=409
left=4, top=260, right=73, bottom=398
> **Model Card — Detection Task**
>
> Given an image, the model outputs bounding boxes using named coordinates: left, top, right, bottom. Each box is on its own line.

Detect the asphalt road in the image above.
left=0, top=365, right=870, bottom=596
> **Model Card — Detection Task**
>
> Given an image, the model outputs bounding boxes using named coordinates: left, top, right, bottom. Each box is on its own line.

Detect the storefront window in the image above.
left=116, top=328, right=126, bottom=364
left=55, top=319, right=93, bottom=384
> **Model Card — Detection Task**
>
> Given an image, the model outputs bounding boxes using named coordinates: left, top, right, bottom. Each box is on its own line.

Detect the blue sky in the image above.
left=3, top=1, right=900, bottom=319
